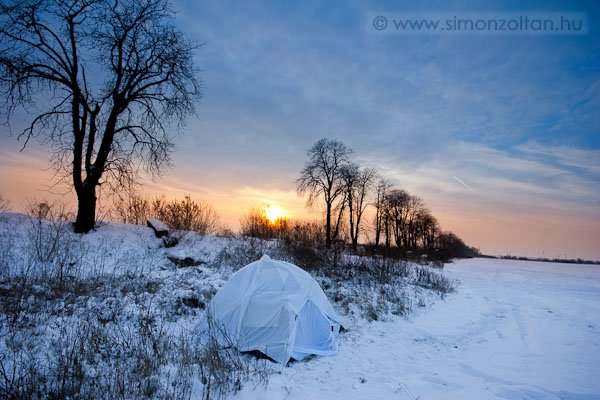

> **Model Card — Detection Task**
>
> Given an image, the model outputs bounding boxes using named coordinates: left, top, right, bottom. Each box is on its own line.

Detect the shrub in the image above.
left=24, top=200, right=83, bottom=291
left=0, top=277, right=269, bottom=400
left=212, top=237, right=267, bottom=270
left=0, top=194, right=10, bottom=213
left=239, top=205, right=281, bottom=239
left=152, top=195, right=220, bottom=237
left=194, top=312, right=270, bottom=399
left=281, top=219, right=325, bottom=245
left=113, top=191, right=150, bottom=225
left=275, top=240, right=327, bottom=271
left=240, top=206, right=324, bottom=245
left=413, top=265, right=457, bottom=293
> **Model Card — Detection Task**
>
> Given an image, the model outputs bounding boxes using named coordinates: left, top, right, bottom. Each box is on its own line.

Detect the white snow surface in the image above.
left=1, top=213, right=598, bottom=399
left=237, top=258, right=600, bottom=400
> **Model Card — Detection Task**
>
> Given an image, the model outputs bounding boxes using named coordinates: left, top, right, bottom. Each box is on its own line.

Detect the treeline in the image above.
left=241, top=138, right=478, bottom=260
left=482, top=254, right=600, bottom=265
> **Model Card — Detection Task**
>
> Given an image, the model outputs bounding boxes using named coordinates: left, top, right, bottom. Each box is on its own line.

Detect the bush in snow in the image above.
left=414, top=265, right=457, bottom=294
left=113, top=193, right=221, bottom=241
left=0, top=194, right=10, bottom=213
left=151, top=195, right=220, bottom=238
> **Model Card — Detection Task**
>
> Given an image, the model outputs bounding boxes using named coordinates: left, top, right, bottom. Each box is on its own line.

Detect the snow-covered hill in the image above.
left=0, top=212, right=598, bottom=399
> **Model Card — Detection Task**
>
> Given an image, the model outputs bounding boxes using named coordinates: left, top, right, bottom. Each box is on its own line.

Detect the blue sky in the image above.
left=1, top=0, right=599, bottom=258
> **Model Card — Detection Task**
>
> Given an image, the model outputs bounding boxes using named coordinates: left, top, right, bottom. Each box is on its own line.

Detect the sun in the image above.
left=264, top=205, right=286, bottom=224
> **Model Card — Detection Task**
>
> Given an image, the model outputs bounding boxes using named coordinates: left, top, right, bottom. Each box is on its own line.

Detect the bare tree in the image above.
left=405, top=194, right=424, bottom=248
left=372, top=178, right=391, bottom=247
left=415, top=208, right=438, bottom=250
left=384, top=189, right=411, bottom=247
left=296, top=139, right=352, bottom=249
left=0, top=0, right=201, bottom=232
left=342, top=163, right=375, bottom=251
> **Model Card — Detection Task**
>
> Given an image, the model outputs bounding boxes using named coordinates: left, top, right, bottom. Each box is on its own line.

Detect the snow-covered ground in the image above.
left=1, top=212, right=598, bottom=400
left=238, top=258, right=600, bottom=400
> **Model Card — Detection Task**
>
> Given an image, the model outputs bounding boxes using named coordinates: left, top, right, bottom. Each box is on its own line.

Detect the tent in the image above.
left=202, top=255, right=341, bottom=364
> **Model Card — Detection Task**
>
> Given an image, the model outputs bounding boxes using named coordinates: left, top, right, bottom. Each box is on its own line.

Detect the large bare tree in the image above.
left=384, top=189, right=411, bottom=247
left=297, top=138, right=352, bottom=249
left=372, top=177, right=391, bottom=247
left=341, top=163, right=375, bottom=251
left=415, top=208, right=438, bottom=249
left=0, top=0, right=201, bottom=232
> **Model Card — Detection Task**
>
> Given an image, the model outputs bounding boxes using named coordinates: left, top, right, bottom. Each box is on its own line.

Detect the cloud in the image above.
left=1, top=0, right=599, bottom=257
left=515, top=140, right=600, bottom=176
left=368, top=139, right=600, bottom=216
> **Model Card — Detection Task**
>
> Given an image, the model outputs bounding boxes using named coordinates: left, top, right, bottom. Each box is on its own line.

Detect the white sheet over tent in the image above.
left=202, top=255, right=341, bottom=364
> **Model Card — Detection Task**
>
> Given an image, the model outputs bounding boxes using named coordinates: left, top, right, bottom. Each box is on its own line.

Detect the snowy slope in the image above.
left=236, top=258, right=600, bottom=400
left=1, top=213, right=598, bottom=400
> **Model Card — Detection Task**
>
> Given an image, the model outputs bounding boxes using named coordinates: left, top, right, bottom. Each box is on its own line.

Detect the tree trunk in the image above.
left=74, top=185, right=97, bottom=233
left=384, top=217, right=390, bottom=249
left=348, top=201, right=354, bottom=250
left=325, top=202, right=332, bottom=249
left=375, top=212, right=381, bottom=247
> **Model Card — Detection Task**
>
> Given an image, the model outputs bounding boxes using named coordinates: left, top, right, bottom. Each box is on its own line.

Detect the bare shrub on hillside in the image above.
left=239, top=205, right=325, bottom=245
left=282, top=219, right=325, bottom=244
left=113, top=191, right=150, bottom=225
left=0, top=228, right=14, bottom=282
left=239, top=205, right=285, bottom=240
left=414, top=265, right=457, bottom=294
left=193, top=312, right=271, bottom=399
left=25, top=200, right=72, bottom=262
left=275, top=240, right=327, bottom=271
left=153, top=195, right=220, bottom=238
left=216, top=227, right=236, bottom=238
left=0, top=291, right=270, bottom=400
left=23, top=200, right=85, bottom=292
left=0, top=336, right=43, bottom=399
left=239, top=206, right=272, bottom=239
left=272, top=242, right=415, bottom=320
left=213, top=237, right=267, bottom=271
left=0, top=194, right=10, bottom=213
left=113, top=193, right=221, bottom=238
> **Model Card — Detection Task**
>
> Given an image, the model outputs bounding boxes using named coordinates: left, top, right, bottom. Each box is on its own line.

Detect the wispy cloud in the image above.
left=0, top=0, right=598, bottom=258
left=515, top=141, right=600, bottom=176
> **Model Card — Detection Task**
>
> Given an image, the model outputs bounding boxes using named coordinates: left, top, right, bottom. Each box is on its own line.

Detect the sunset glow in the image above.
left=0, top=1, right=598, bottom=260
left=264, top=205, right=286, bottom=224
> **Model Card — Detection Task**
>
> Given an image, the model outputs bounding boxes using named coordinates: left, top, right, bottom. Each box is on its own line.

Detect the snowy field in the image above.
left=1, top=212, right=598, bottom=400
left=241, top=258, right=600, bottom=400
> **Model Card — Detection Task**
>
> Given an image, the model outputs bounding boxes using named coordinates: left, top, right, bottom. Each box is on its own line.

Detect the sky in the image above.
left=0, top=0, right=599, bottom=259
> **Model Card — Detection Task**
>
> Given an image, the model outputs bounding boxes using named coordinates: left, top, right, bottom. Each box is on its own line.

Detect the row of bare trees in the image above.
left=296, top=139, right=378, bottom=250
left=297, top=139, right=474, bottom=256
left=373, top=184, right=438, bottom=250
